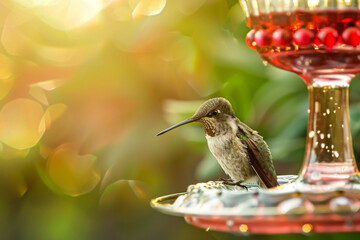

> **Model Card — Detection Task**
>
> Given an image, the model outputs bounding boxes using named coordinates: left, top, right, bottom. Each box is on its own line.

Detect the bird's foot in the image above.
left=219, top=179, right=248, bottom=190
left=217, top=177, right=231, bottom=182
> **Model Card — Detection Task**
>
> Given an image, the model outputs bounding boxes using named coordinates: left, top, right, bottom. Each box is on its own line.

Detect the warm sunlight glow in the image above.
left=0, top=99, right=45, bottom=149
left=46, top=143, right=100, bottom=196
left=23, top=0, right=113, bottom=30
left=132, top=0, right=166, bottom=19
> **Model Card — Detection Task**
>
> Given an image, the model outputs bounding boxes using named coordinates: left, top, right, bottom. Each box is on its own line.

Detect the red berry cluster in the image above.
left=246, top=27, right=360, bottom=49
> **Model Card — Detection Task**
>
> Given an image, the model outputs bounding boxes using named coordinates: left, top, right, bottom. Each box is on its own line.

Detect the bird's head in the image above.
left=157, top=97, right=236, bottom=137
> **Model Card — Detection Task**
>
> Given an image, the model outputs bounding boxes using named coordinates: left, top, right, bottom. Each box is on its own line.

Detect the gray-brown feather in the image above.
left=205, top=116, right=260, bottom=185
left=236, top=120, right=278, bottom=188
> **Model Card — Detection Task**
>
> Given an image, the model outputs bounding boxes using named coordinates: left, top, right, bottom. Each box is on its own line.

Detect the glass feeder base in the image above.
left=151, top=175, right=360, bottom=234
left=185, top=212, right=360, bottom=234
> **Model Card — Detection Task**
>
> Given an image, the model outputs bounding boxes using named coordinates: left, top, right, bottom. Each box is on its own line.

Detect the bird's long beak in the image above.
left=157, top=117, right=198, bottom=136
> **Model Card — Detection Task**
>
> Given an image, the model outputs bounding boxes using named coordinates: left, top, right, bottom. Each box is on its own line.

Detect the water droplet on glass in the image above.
left=181, top=198, right=198, bottom=208
left=311, top=171, right=321, bottom=180
left=321, top=143, right=325, bottom=148
left=333, top=151, right=339, bottom=158
left=315, top=101, right=320, bottom=113
left=302, top=68, right=308, bottom=74
left=326, top=109, right=330, bottom=114
left=317, top=130, right=321, bottom=134
left=342, top=124, right=344, bottom=128
left=305, top=58, right=312, bottom=66
left=329, top=124, right=333, bottom=127
left=227, top=220, right=234, bottom=227
left=201, top=198, right=223, bottom=210
left=262, top=60, right=268, bottom=66
left=330, top=97, right=333, bottom=100
left=173, top=195, right=187, bottom=208
left=329, top=196, right=358, bottom=214
left=327, top=133, right=331, bottom=139
left=320, top=133, right=325, bottom=139
left=277, top=198, right=314, bottom=215
left=331, top=145, right=334, bottom=149
left=309, top=131, right=315, bottom=138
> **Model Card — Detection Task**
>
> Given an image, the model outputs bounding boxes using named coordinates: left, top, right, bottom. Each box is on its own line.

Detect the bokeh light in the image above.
left=0, top=78, right=13, bottom=101
left=0, top=143, right=30, bottom=159
left=131, top=0, right=166, bottom=19
left=45, top=143, right=100, bottom=196
left=14, top=0, right=113, bottom=31
left=0, top=53, right=14, bottom=79
left=42, top=103, right=68, bottom=129
left=1, top=11, right=34, bottom=56
left=99, top=180, right=149, bottom=215
left=0, top=98, right=45, bottom=150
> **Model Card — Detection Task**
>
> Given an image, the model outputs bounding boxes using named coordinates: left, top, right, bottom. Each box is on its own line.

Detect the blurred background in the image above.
left=1, top=0, right=360, bottom=239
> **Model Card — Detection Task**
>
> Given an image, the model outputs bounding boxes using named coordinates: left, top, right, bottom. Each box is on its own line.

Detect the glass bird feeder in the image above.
left=151, top=0, right=360, bottom=234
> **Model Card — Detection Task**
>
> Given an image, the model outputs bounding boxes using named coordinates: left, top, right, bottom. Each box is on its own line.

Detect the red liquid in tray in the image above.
left=246, top=9, right=360, bottom=78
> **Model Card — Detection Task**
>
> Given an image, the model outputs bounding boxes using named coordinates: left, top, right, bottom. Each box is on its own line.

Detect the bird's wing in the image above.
left=236, top=122, right=279, bottom=188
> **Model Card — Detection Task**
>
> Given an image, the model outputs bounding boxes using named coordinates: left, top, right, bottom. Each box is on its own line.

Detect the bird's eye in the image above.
left=207, top=110, right=219, bottom=117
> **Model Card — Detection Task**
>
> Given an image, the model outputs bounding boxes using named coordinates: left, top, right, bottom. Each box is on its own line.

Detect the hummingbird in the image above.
left=157, top=97, right=279, bottom=189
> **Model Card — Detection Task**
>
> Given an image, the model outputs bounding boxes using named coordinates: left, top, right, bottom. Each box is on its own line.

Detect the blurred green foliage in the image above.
left=0, top=0, right=360, bottom=239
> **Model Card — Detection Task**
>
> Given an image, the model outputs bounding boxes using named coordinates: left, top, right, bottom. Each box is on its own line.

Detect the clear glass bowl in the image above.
left=151, top=176, right=360, bottom=234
